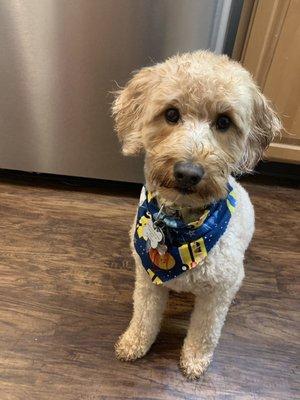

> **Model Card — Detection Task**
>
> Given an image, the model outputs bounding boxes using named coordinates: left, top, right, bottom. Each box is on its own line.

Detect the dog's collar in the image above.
left=134, top=184, right=237, bottom=285
left=154, top=200, right=207, bottom=225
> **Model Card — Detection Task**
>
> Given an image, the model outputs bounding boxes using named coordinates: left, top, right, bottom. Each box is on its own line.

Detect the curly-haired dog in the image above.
left=112, top=50, right=281, bottom=379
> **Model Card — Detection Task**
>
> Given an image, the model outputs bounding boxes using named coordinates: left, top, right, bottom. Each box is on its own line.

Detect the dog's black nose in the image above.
left=174, top=162, right=204, bottom=190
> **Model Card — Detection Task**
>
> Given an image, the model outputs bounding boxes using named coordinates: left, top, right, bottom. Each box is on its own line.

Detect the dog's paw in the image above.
left=115, top=330, right=151, bottom=362
left=180, top=348, right=212, bottom=380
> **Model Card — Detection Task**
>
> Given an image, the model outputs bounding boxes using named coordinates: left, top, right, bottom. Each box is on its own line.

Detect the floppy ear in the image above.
left=240, top=87, right=282, bottom=172
left=112, top=67, right=154, bottom=155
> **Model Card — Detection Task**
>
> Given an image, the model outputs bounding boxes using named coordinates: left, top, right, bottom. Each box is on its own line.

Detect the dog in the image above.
left=112, top=50, right=281, bottom=379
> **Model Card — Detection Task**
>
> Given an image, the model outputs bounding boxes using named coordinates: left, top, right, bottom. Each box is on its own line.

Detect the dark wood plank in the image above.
left=0, top=177, right=299, bottom=400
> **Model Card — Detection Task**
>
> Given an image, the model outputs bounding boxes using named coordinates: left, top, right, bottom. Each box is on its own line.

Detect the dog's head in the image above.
left=112, top=51, right=281, bottom=207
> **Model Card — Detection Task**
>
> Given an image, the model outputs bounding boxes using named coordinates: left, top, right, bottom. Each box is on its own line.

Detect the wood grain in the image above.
left=241, top=0, right=300, bottom=164
left=0, top=175, right=299, bottom=399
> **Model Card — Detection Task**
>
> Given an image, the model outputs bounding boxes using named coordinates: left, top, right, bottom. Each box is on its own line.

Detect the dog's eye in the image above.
left=165, top=108, right=180, bottom=124
left=216, top=115, right=231, bottom=132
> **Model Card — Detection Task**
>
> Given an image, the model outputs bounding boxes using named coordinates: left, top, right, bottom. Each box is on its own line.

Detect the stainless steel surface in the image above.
left=0, top=0, right=233, bottom=183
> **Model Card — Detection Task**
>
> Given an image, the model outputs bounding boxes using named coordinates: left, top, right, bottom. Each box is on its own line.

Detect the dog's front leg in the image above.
left=115, top=263, right=169, bottom=361
left=180, top=287, right=236, bottom=379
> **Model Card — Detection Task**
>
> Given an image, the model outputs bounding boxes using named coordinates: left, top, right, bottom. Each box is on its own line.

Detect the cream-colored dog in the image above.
left=112, top=51, right=281, bottom=379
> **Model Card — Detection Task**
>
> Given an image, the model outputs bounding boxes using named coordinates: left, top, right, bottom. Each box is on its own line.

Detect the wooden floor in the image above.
left=0, top=174, right=298, bottom=400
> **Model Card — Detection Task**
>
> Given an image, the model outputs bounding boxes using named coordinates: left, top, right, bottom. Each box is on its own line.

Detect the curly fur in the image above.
left=112, top=50, right=281, bottom=379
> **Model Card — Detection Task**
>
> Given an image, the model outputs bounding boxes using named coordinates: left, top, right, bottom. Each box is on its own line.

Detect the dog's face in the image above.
left=113, top=51, right=281, bottom=207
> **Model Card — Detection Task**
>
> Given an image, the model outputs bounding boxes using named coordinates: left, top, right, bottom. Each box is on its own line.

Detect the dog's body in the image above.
left=112, top=51, right=280, bottom=379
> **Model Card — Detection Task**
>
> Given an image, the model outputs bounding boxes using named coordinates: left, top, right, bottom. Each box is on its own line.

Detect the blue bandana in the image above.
left=134, top=184, right=237, bottom=285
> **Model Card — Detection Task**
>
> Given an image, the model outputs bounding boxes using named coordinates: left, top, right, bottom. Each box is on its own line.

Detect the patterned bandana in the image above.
left=134, top=184, right=237, bottom=285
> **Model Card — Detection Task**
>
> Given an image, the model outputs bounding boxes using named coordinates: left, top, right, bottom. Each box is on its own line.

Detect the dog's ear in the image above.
left=112, top=67, right=155, bottom=156
left=239, top=86, right=282, bottom=172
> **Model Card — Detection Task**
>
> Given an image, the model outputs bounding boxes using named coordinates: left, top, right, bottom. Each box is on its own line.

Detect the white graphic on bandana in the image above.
left=143, top=219, right=163, bottom=249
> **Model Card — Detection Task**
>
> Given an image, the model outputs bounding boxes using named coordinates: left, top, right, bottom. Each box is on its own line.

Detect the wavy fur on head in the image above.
left=112, top=51, right=281, bottom=207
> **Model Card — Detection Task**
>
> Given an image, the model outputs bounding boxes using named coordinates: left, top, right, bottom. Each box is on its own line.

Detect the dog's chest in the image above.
left=131, top=177, right=255, bottom=294
left=162, top=230, right=234, bottom=293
